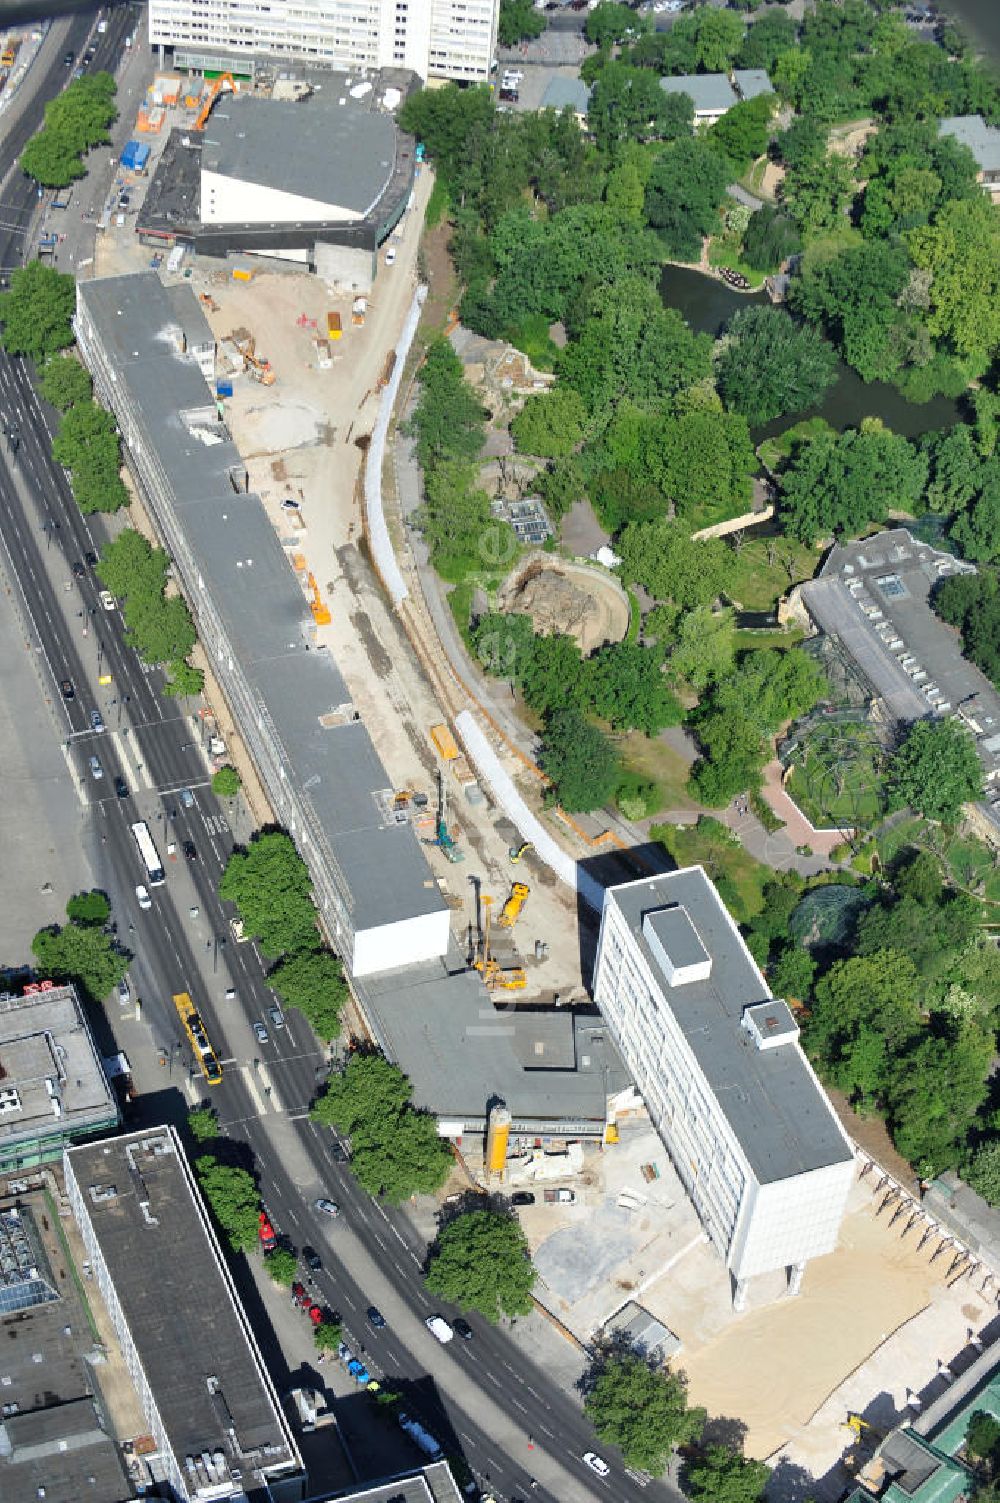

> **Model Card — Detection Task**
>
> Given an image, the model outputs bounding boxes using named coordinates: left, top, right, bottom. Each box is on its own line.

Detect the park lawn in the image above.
left=619, top=731, right=699, bottom=815
left=707, top=238, right=767, bottom=290
left=939, top=834, right=1000, bottom=906
left=784, top=723, right=886, bottom=830
left=733, top=625, right=805, bottom=651
left=727, top=535, right=820, bottom=613
left=875, top=814, right=925, bottom=869
left=651, top=816, right=771, bottom=921
left=503, top=312, right=560, bottom=372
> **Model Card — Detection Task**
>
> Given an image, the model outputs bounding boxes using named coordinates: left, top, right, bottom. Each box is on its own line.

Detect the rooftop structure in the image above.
left=602, top=1300, right=682, bottom=1366
left=0, top=983, right=119, bottom=1175
left=64, top=1127, right=303, bottom=1503
left=148, top=0, right=500, bottom=84
left=799, top=529, right=1000, bottom=841
left=593, top=867, right=854, bottom=1306
left=0, top=1196, right=130, bottom=1503
left=363, top=957, right=629, bottom=1139
left=733, top=68, right=773, bottom=101
left=938, top=115, right=1000, bottom=188
left=75, top=274, right=449, bottom=977
left=541, top=75, right=591, bottom=119
left=659, top=73, right=737, bottom=122
left=328, top=1460, right=463, bottom=1501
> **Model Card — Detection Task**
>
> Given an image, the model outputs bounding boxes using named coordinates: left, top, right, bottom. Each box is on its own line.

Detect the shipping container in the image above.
left=216, top=381, right=234, bottom=398
left=429, top=723, right=459, bottom=761
left=232, top=266, right=253, bottom=283
left=327, top=310, right=342, bottom=340
left=121, top=139, right=150, bottom=172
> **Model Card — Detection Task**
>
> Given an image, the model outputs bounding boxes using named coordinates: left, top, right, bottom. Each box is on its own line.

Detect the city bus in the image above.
left=130, top=821, right=165, bottom=886
left=173, top=992, right=223, bottom=1086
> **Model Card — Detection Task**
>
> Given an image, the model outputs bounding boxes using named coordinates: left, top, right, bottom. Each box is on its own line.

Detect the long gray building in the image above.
left=76, top=273, right=449, bottom=977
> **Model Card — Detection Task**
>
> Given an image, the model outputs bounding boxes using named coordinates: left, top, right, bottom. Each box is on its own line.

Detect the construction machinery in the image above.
left=498, top=882, right=529, bottom=929
left=425, top=768, right=464, bottom=863
left=509, top=840, right=533, bottom=864
left=238, top=334, right=276, bottom=386
left=193, top=72, right=236, bottom=131
left=473, top=895, right=526, bottom=991
left=306, top=572, right=331, bottom=626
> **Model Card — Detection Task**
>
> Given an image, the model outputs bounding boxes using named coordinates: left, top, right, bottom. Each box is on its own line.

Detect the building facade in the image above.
left=148, top=0, right=499, bottom=83
left=593, top=868, right=854, bottom=1306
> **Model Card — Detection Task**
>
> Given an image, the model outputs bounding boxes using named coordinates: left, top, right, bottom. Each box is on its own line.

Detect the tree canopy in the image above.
left=716, top=306, right=837, bottom=425
left=38, top=355, right=92, bottom=411
left=425, top=1208, right=536, bottom=1322
left=541, top=707, right=619, bottom=813
left=618, top=519, right=734, bottom=610
left=644, top=137, right=732, bottom=261
left=219, top=831, right=317, bottom=960
left=934, top=572, right=1000, bottom=689
left=194, top=1156, right=261, bottom=1254
left=584, top=1354, right=705, bottom=1474
left=887, top=719, right=983, bottom=823
left=0, top=261, right=75, bottom=362
left=31, top=920, right=127, bottom=1004
left=21, top=72, right=117, bottom=187
left=269, top=949, right=347, bottom=1042
left=685, top=1444, right=770, bottom=1503
left=779, top=423, right=928, bottom=544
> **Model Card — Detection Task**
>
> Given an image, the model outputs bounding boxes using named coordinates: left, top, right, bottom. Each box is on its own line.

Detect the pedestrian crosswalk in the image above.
left=203, top=812, right=230, bottom=837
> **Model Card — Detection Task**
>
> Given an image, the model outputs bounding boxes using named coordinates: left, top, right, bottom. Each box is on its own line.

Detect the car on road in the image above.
left=384, top=246, right=396, bottom=265
left=182, top=839, right=197, bottom=861
left=331, top=1140, right=349, bottom=1162
left=302, top=1245, right=322, bottom=1272
left=63, top=50, right=75, bottom=65
left=315, top=1197, right=340, bottom=1218
left=268, top=1005, right=285, bottom=1030
left=511, top=1192, right=535, bottom=1206
left=252, top=1021, right=269, bottom=1045
left=117, top=976, right=130, bottom=1004
left=307, top=1304, right=324, bottom=1326
left=114, top=775, right=129, bottom=799
left=99, top=589, right=116, bottom=611
left=85, top=549, right=98, bottom=567
left=453, top=1318, right=474, bottom=1341
left=88, top=754, right=103, bottom=780
left=583, top=1453, right=610, bottom=1478
left=90, top=709, right=105, bottom=733
left=180, top=787, right=195, bottom=808
left=72, top=560, right=85, bottom=578
left=135, top=884, right=151, bottom=910
left=347, top=1357, right=371, bottom=1384
left=425, top=1315, right=453, bottom=1344
left=291, top=1281, right=309, bottom=1308
left=367, top=1306, right=386, bottom=1329
left=60, top=678, right=75, bottom=699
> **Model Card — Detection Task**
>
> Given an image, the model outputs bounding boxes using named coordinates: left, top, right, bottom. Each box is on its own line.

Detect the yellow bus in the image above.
left=173, top=992, right=223, bottom=1086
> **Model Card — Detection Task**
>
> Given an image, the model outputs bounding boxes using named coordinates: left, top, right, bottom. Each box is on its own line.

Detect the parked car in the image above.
left=583, top=1453, right=610, bottom=1478
left=511, top=1191, right=535, bottom=1206
left=347, top=1358, right=371, bottom=1384
left=331, top=1141, right=349, bottom=1163
left=99, top=589, right=116, bottom=611
left=63, top=50, right=75, bottom=65
left=60, top=678, right=75, bottom=699
left=291, top=1281, right=310, bottom=1308
left=453, top=1318, right=474, bottom=1341
left=307, top=1304, right=324, bottom=1326
left=135, top=884, right=152, bottom=910
left=315, top=1197, right=340, bottom=1218
left=90, top=709, right=105, bottom=733
left=268, top=1005, right=285, bottom=1030
left=384, top=246, right=396, bottom=265
left=114, top=775, right=129, bottom=799
left=253, top=1021, right=269, bottom=1045
left=88, top=754, right=104, bottom=780
left=117, top=976, right=130, bottom=1004
left=367, top=1306, right=386, bottom=1329
left=302, top=1245, right=322, bottom=1272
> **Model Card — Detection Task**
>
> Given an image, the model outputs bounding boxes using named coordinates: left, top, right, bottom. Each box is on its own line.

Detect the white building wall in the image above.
left=729, top=1158, right=855, bottom=1281
left=353, top=907, right=452, bottom=978
left=201, top=168, right=360, bottom=226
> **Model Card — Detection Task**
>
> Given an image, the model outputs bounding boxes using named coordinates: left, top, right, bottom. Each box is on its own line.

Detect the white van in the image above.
left=425, top=1315, right=453, bottom=1344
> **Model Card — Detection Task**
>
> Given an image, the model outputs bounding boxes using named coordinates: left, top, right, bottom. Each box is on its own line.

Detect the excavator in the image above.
left=306, top=572, right=331, bottom=626
left=238, top=334, right=276, bottom=386
left=193, top=72, right=237, bottom=132
left=498, top=882, right=529, bottom=930
left=473, top=895, right=526, bottom=992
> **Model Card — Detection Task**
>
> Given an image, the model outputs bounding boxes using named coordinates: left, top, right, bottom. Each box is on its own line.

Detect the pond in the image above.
left=659, top=264, right=964, bottom=443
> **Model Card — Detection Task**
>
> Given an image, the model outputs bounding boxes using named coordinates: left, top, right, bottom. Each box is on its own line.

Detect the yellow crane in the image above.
left=473, top=895, right=526, bottom=991
left=498, top=882, right=529, bottom=929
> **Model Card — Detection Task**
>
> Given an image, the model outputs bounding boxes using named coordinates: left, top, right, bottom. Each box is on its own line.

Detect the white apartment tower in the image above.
left=594, top=868, right=855, bottom=1308
left=148, top=0, right=500, bottom=84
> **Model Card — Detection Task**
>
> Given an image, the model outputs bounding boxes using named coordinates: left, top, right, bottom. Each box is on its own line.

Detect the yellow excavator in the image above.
left=473, top=895, right=526, bottom=991
left=498, top=882, right=529, bottom=930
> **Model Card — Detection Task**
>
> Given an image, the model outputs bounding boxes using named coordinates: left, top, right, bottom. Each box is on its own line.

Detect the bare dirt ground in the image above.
left=497, top=554, right=631, bottom=656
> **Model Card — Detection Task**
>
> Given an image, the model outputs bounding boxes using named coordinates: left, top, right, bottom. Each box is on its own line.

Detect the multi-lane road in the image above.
left=0, top=9, right=678, bottom=1501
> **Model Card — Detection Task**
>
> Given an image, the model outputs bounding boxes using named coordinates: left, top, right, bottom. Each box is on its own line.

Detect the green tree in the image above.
left=31, top=921, right=127, bottom=1004
left=219, top=831, right=318, bottom=960
left=38, top=355, right=92, bottom=411
left=0, top=260, right=76, bottom=361
left=65, top=889, right=111, bottom=926
left=164, top=659, right=205, bottom=698
left=692, top=8, right=745, bottom=71
left=269, top=949, right=347, bottom=1042
left=716, top=306, right=837, bottom=425
left=584, top=1354, right=705, bottom=1475
left=908, top=186, right=1000, bottom=364
left=425, top=1208, right=536, bottom=1322
left=584, top=641, right=682, bottom=734
left=709, top=646, right=827, bottom=731
left=648, top=407, right=756, bottom=523
left=769, top=943, right=817, bottom=1004
left=314, top=1319, right=343, bottom=1352
left=738, top=11, right=796, bottom=72
left=20, top=72, right=117, bottom=186
left=806, top=950, right=922, bottom=1107
left=589, top=63, right=691, bottom=151
left=511, top=387, right=587, bottom=459
left=934, top=573, right=1000, bottom=689
left=52, top=400, right=128, bottom=514
left=497, top=0, right=545, bottom=47
left=966, top=1143, right=1000, bottom=1208
left=779, top=423, right=928, bottom=545
left=776, top=116, right=828, bottom=173
left=951, top=475, right=1000, bottom=565
left=263, top=1248, right=298, bottom=1287
left=312, top=1053, right=413, bottom=1138
left=645, top=137, right=732, bottom=262
left=888, top=719, right=982, bottom=823
left=708, top=93, right=775, bottom=173
left=783, top=153, right=856, bottom=238
left=212, top=765, right=242, bottom=797
left=97, top=528, right=168, bottom=600
left=689, top=710, right=766, bottom=806
left=125, top=592, right=197, bottom=666
left=194, top=1157, right=261, bottom=1254
left=741, top=206, right=802, bottom=273
left=666, top=605, right=736, bottom=692
left=619, top=519, right=734, bottom=609
left=187, top=1106, right=218, bottom=1144
left=585, top=2, right=647, bottom=49
left=685, top=1444, right=770, bottom=1503
left=397, top=85, right=494, bottom=177
left=888, top=1021, right=993, bottom=1176
left=966, top=1410, right=1000, bottom=1462
left=541, top=707, right=619, bottom=812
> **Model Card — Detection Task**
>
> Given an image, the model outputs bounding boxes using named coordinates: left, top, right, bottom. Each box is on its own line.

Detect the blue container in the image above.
left=216, top=381, right=234, bottom=398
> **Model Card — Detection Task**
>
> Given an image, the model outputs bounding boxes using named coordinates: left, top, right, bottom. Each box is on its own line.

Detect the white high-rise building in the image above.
left=594, top=867, right=855, bottom=1308
left=148, top=0, right=500, bottom=84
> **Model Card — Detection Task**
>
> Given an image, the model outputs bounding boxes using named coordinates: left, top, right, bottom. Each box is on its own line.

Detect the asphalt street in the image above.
left=0, top=9, right=679, bottom=1501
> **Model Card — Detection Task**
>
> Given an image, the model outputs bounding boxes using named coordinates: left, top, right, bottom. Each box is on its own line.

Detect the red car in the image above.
left=291, top=1282, right=309, bottom=1309
left=258, top=1211, right=277, bottom=1253
left=308, top=1304, right=324, bottom=1326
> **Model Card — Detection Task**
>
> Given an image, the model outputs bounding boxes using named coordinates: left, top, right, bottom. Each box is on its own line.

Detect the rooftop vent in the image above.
left=742, top=1000, right=799, bottom=1051
left=642, top=905, right=712, bottom=988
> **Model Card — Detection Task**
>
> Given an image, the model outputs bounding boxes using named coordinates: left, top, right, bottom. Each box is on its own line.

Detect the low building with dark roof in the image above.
left=593, top=867, right=855, bottom=1307
left=65, top=1127, right=304, bottom=1503
left=659, top=73, right=737, bottom=124
left=0, top=983, right=119, bottom=1175
left=733, top=68, right=773, bottom=101
left=938, top=115, right=1000, bottom=197
left=540, top=75, right=591, bottom=123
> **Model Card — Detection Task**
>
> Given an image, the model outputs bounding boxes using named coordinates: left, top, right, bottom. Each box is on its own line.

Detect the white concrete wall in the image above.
left=315, top=241, right=375, bottom=292
left=353, top=907, right=452, bottom=977
left=201, top=169, right=361, bottom=226
left=729, top=1157, right=856, bottom=1280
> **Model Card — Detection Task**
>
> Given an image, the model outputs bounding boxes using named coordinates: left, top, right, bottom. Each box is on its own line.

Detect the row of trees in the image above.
left=97, top=529, right=203, bottom=696
left=218, top=830, right=347, bottom=1041
left=30, top=890, right=127, bottom=1003
left=46, top=352, right=130, bottom=516
left=21, top=72, right=117, bottom=188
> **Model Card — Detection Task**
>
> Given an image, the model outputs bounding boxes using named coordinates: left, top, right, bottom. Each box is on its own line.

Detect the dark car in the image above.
left=331, top=1141, right=349, bottom=1163
left=72, top=560, right=85, bottom=578
left=302, top=1245, right=322, bottom=1272
left=366, top=1306, right=386, bottom=1329
left=84, top=549, right=98, bottom=567
left=63, top=50, right=75, bottom=65
left=511, top=1192, right=535, bottom=1206
left=60, top=678, right=75, bottom=700
left=453, top=1318, right=474, bottom=1341
left=182, top=839, right=197, bottom=860
left=90, top=709, right=105, bottom=733
left=114, top=775, right=129, bottom=799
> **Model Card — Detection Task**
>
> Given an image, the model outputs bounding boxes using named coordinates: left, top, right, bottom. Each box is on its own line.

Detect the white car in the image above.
left=99, top=589, right=116, bottom=611
left=425, top=1315, right=454, bottom=1343
left=583, top=1452, right=610, bottom=1478
left=384, top=246, right=396, bottom=265
left=135, top=884, right=152, bottom=910
left=315, top=1197, right=340, bottom=1217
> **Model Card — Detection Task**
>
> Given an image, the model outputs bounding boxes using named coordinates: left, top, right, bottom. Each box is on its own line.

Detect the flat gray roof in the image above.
left=203, top=91, right=398, bottom=218
left=659, top=73, right=736, bottom=113
left=340, top=1460, right=463, bottom=1501
left=66, top=1129, right=298, bottom=1487
left=608, top=868, right=852, bottom=1184
left=0, top=987, right=118, bottom=1156
left=362, top=956, right=629, bottom=1133
left=603, top=1300, right=681, bottom=1364
left=541, top=76, right=591, bottom=114
left=76, top=273, right=445, bottom=939
left=733, top=68, right=773, bottom=100
left=939, top=114, right=1000, bottom=172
